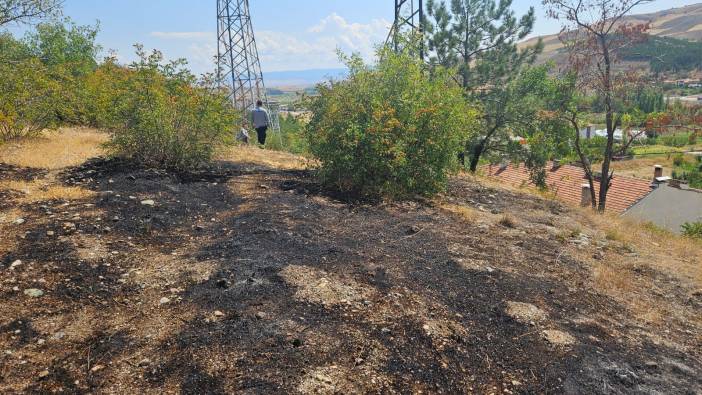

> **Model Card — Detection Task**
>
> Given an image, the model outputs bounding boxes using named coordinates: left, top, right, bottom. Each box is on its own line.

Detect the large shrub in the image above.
left=104, top=46, right=238, bottom=170
left=0, top=58, right=61, bottom=141
left=306, top=49, right=478, bottom=199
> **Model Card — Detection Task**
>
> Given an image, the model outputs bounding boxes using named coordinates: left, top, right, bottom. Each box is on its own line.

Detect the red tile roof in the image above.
left=483, top=162, right=654, bottom=213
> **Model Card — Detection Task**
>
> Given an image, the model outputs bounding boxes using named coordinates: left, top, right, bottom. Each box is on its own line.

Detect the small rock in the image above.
left=355, top=358, right=365, bottom=365
left=214, top=310, right=225, bottom=317
left=255, top=311, right=267, bottom=320
left=406, top=225, right=421, bottom=235
left=38, top=370, right=50, bottom=379
left=138, top=358, right=151, bottom=367
left=51, top=331, right=65, bottom=340
left=511, top=380, right=521, bottom=386
left=90, top=364, right=104, bottom=373
left=141, top=200, right=155, bottom=207
left=24, top=288, right=44, bottom=298
left=37, top=339, right=45, bottom=345
left=46, top=231, right=55, bottom=236
left=10, top=260, right=22, bottom=270
left=13, top=218, right=26, bottom=225
left=159, top=297, right=171, bottom=305
left=381, top=327, right=392, bottom=334
left=644, top=361, right=659, bottom=370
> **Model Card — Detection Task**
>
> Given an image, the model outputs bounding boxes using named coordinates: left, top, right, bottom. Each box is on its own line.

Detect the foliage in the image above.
left=623, top=36, right=702, bottom=74
left=681, top=221, right=702, bottom=239
left=25, top=19, right=101, bottom=124
left=266, top=113, right=309, bottom=155
left=493, top=65, right=573, bottom=188
left=0, top=0, right=61, bottom=27
left=103, top=46, right=239, bottom=171
left=25, top=19, right=100, bottom=76
left=0, top=57, right=61, bottom=140
left=544, top=0, right=652, bottom=212
left=306, top=48, right=478, bottom=200
left=424, top=0, right=542, bottom=172
left=673, top=156, right=702, bottom=189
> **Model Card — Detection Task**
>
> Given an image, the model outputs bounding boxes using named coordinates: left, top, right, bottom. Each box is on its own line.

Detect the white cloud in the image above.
left=144, top=14, right=392, bottom=74
left=150, top=31, right=213, bottom=40
left=257, top=13, right=391, bottom=71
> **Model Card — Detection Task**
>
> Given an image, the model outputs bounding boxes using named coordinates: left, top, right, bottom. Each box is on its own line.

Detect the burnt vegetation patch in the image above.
left=1, top=159, right=700, bottom=394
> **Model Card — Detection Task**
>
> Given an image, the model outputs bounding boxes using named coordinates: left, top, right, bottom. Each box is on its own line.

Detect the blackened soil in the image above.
left=0, top=158, right=700, bottom=394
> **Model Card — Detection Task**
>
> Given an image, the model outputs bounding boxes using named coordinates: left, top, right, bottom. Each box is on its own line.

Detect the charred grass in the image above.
left=0, top=133, right=700, bottom=394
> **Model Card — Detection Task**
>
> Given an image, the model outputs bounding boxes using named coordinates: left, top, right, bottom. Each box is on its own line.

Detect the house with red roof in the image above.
left=483, top=161, right=702, bottom=233
left=483, top=161, right=653, bottom=214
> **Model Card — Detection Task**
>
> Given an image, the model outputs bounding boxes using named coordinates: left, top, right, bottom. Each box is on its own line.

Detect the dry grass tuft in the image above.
left=438, top=203, right=478, bottom=223
left=499, top=214, right=517, bottom=228
left=218, top=145, right=309, bottom=170
left=0, top=127, right=107, bottom=169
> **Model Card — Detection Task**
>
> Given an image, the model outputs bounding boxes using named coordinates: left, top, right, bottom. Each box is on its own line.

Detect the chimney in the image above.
left=581, top=184, right=592, bottom=207
left=654, top=165, right=663, bottom=180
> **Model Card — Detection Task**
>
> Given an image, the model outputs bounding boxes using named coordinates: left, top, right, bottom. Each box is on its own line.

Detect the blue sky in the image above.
left=8, top=0, right=702, bottom=74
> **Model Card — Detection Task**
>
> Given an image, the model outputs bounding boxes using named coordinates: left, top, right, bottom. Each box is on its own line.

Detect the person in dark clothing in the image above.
left=251, top=100, right=270, bottom=147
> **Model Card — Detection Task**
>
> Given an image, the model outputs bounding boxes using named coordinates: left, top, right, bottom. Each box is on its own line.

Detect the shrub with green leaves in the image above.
left=0, top=57, right=61, bottom=141
left=681, top=222, right=702, bottom=239
left=306, top=48, right=478, bottom=199
left=104, top=46, right=238, bottom=171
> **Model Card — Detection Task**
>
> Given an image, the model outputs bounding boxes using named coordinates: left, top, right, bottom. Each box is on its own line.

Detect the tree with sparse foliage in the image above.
left=0, top=0, right=62, bottom=27
left=544, top=0, right=652, bottom=212
left=423, top=0, right=543, bottom=172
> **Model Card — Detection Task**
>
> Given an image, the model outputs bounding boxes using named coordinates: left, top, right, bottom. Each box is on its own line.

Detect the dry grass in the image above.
left=0, top=127, right=107, bottom=169
left=0, top=179, right=94, bottom=204
left=609, top=156, right=678, bottom=180
left=498, top=214, right=517, bottom=228
left=437, top=203, right=478, bottom=223
left=575, top=209, right=702, bottom=287
left=218, top=145, right=309, bottom=170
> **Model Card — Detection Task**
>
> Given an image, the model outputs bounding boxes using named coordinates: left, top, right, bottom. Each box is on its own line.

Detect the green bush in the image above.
left=306, top=48, right=478, bottom=199
left=104, top=46, right=238, bottom=171
left=0, top=58, right=61, bottom=141
left=659, top=133, right=691, bottom=148
left=681, top=222, right=702, bottom=239
left=266, top=113, right=309, bottom=155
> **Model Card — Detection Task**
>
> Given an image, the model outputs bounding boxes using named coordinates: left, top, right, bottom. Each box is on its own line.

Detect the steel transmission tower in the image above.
left=216, top=0, right=279, bottom=131
left=389, top=0, right=424, bottom=59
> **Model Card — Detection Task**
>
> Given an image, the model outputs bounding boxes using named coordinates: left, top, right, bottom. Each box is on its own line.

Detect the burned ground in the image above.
left=1, top=155, right=701, bottom=394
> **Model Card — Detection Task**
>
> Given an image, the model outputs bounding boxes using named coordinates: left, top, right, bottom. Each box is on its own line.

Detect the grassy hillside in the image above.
left=521, top=3, right=702, bottom=69
left=623, top=35, right=702, bottom=73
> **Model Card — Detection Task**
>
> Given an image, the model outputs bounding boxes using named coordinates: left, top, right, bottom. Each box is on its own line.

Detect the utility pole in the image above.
left=216, top=0, right=280, bottom=131
left=389, top=0, right=424, bottom=59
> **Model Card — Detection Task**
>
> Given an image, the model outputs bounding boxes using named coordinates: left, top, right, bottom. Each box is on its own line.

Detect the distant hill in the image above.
left=264, top=68, right=347, bottom=88
left=521, top=3, right=702, bottom=69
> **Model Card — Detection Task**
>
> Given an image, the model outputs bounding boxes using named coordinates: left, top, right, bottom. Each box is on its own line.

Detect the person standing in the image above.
left=251, top=100, right=270, bottom=147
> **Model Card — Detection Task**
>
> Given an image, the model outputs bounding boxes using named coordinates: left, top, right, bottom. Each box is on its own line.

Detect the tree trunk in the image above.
left=598, top=35, right=614, bottom=213
left=469, top=139, right=485, bottom=173
left=572, top=115, right=597, bottom=208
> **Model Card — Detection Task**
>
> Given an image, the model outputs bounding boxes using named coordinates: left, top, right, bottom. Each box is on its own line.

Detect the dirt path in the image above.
left=1, top=158, right=700, bottom=394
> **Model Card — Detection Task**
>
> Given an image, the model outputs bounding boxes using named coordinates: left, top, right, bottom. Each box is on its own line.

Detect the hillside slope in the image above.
left=522, top=3, right=702, bottom=65
left=1, top=130, right=701, bottom=393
